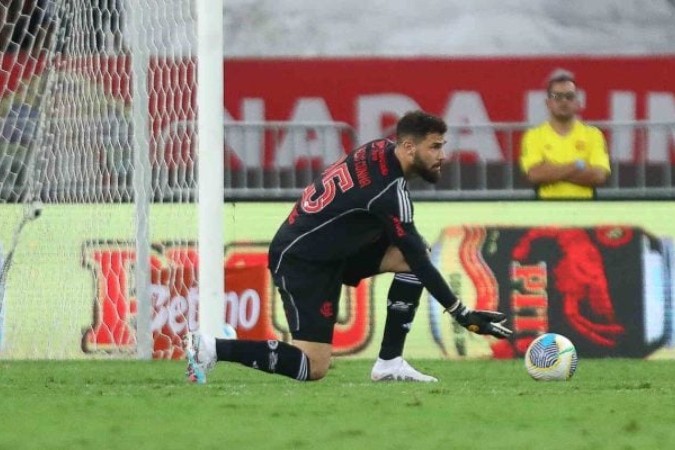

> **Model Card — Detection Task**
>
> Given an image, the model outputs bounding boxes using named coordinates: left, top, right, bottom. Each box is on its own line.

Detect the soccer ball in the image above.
left=524, top=333, right=578, bottom=381
left=222, top=323, right=238, bottom=339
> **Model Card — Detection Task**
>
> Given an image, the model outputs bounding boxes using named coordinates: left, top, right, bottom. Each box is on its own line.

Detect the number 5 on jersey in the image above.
left=301, top=162, right=354, bottom=213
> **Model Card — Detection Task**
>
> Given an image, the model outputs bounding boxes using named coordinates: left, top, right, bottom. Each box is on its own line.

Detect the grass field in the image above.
left=1, top=358, right=674, bottom=450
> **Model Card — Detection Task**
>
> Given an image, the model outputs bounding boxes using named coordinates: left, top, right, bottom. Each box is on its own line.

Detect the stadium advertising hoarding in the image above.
left=0, top=201, right=673, bottom=360
left=2, top=56, right=673, bottom=170
left=430, top=225, right=671, bottom=360
left=224, top=57, right=675, bottom=166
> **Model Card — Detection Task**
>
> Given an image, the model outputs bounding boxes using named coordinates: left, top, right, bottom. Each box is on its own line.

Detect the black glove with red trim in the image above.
left=450, top=304, right=512, bottom=339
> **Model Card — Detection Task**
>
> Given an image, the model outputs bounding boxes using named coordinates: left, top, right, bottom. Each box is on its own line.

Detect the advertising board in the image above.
left=1, top=201, right=673, bottom=359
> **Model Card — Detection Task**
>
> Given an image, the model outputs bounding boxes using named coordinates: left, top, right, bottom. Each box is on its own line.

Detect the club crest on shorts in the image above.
left=319, top=301, right=334, bottom=318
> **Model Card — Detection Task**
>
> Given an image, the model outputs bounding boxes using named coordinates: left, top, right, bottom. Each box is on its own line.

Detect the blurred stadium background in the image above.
left=0, top=0, right=674, bottom=364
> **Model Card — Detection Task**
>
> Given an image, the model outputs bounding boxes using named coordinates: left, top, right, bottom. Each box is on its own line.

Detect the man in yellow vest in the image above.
left=520, top=70, right=610, bottom=199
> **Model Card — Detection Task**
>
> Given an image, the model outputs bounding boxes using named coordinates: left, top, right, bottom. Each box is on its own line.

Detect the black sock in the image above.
left=378, top=273, right=423, bottom=360
left=215, top=339, right=310, bottom=381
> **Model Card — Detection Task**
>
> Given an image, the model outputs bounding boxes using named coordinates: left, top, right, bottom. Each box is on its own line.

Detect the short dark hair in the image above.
left=396, top=110, right=447, bottom=144
left=546, top=68, right=577, bottom=94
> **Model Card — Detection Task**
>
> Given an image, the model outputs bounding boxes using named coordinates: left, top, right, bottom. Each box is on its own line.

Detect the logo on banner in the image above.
left=512, top=228, right=625, bottom=348
left=80, top=241, right=374, bottom=358
left=427, top=225, right=671, bottom=360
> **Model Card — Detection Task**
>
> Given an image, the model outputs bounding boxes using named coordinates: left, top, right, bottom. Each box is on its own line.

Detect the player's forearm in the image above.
left=565, top=167, right=609, bottom=186
left=525, top=161, right=577, bottom=184
left=388, top=221, right=462, bottom=310
left=410, top=257, right=460, bottom=310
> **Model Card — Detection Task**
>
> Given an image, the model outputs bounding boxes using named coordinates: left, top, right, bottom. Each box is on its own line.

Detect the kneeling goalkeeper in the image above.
left=184, top=110, right=512, bottom=383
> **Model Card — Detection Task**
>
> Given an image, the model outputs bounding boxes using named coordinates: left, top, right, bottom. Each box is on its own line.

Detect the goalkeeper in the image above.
left=185, top=110, right=512, bottom=383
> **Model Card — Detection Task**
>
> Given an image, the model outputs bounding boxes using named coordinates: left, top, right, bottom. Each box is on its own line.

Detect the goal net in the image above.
left=0, top=0, right=218, bottom=359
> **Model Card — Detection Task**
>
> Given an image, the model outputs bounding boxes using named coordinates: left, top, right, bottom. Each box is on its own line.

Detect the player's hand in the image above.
left=452, top=305, right=513, bottom=339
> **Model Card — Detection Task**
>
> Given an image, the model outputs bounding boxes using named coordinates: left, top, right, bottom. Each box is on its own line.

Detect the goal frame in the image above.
left=130, top=0, right=225, bottom=359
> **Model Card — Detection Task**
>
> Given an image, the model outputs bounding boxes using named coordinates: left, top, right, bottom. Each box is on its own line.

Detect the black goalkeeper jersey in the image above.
left=269, top=139, right=458, bottom=310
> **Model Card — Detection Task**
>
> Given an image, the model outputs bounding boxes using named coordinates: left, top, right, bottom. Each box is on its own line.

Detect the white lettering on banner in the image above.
left=224, top=289, right=262, bottom=330
left=526, top=91, right=549, bottom=126
left=219, top=90, right=673, bottom=166
left=443, top=91, right=502, bottom=162
left=150, top=284, right=171, bottom=332
left=357, top=94, right=421, bottom=143
left=187, top=287, right=199, bottom=332
left=238, top=289, right=261, bottom=329
left=241, top=99, right=265, bottom=122
left=224, top=99, right=266, bottom=167
left=648, top=93, right=675, bottom=163
left=151, top=285, right=263, bottom=335
left=151, top=285, right=198, bottom=335
left=610, top=92, right=637, bottom=162
left=169, top=295, right=189, bottom=334
left=275, top=98, right=342, bottom=167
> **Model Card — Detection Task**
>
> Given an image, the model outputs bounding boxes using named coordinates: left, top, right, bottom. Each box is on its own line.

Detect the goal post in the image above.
left=128, top=0, right=153, bottom=360
left=196, top=0, right=226, bottom=342
left=0, top=0, right=225, bottom=359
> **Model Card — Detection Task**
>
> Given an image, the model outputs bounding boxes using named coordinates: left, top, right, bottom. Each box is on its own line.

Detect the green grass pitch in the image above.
left=1, top=358, right=674, bottom=449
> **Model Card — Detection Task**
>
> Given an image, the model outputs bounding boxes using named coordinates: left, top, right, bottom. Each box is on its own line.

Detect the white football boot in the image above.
left=184, top=331, right=217, bottom=384
left=370, top=357, right=438, bottom=382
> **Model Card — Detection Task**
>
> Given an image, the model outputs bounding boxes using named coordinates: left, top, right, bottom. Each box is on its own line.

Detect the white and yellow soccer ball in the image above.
left=525, top=333, right=578, bottom=381
left=222, top=323, right=238, bottom=340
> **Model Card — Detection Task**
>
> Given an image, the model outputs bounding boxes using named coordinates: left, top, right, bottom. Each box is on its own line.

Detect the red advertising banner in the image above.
left=79, top=223, right=673, bottom=361
left=81, top=241, right=373, bottom=359
left=224, top=57, right=675, bottom=164
left=2, top=54, right=673, bottom=169
left=226, top=57, right=675, bottom=123
left=429, top=225, right=673, bottom=359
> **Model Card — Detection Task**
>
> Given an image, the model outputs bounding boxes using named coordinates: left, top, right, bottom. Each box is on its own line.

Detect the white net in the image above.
left=0, top=0, right=203, bottom=358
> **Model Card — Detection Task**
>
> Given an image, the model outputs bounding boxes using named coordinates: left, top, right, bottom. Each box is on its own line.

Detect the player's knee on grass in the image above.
left=293, top=340, right=332, bottom=380
left=308, top=357, right=330, bottom=380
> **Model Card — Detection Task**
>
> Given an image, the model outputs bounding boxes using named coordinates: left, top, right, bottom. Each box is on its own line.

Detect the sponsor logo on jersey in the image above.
left=353, top=147, right=372, bottom=187
left=390, top=215, right=406, bottom=237
left=370, top=140, right=389, bottom=176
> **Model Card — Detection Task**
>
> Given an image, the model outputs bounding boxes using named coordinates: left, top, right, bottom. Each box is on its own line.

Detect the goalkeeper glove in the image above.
left=449, top=304, right=513, bottom=339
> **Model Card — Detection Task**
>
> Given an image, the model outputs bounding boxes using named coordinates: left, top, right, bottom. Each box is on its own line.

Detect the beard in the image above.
left=412, top=156, right=441, bottom=183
